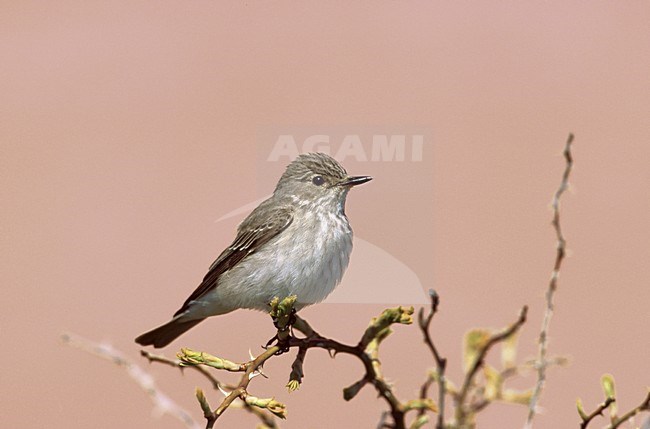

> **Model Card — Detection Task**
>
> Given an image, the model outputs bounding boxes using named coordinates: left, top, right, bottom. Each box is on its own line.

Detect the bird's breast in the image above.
left=220, top=209, right=354, bottom=311
left=273, top=210, right=353, bottom=306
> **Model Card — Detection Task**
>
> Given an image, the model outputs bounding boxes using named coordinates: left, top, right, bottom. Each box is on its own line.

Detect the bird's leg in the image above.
left=287, top=307, right=297, bottom=329
left=264, top=296, right=299, bottom=355
left=265, top=307, right=297, bottom=355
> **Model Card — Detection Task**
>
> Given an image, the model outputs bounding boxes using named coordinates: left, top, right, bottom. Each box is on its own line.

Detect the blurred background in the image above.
left=2, top=2, right=649, bottom=428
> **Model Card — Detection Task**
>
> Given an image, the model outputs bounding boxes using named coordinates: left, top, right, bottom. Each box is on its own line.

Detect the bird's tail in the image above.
left=135, top=317, right=205, bottom=348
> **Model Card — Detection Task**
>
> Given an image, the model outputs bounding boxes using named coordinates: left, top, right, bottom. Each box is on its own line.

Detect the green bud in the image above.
left=245, top=395, right=287, bottom=419
left=286, top=380, right=300, bottom=393
left=177, top=348, right=242, bottom=371
left=576, top=398, right=588, bottom=421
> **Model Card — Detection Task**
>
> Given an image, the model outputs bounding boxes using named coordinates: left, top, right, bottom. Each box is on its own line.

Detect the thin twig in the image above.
left=150, top=304, right=413, bottom=429
left=62, top=333, right=201, bottom=429
left=377, top=411, right=391, bottom=429
left=525, top=133, right=574, bottom=428
left=418, top=377, right=434, bottom=415
left=141, top=350, right=222, bottom=390
left=186, top=297, right=297, bottom=428
left=579, top=397, right=615, bottom=429
left=140, top=350, right=279, bottom=428
left=417, top=289, right=448, bottom=429
left=288, top=332, right=407, bottom=428
left=209, top=345, right=283, bottom=428
left=288, top=346, right=307, bottom=388
left=608, top=390, right=650, bottom=429
left=455, top=306, right=528, bottom=425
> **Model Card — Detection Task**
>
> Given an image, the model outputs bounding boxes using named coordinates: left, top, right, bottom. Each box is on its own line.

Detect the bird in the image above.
left=135, top=152, right=372, bottom=348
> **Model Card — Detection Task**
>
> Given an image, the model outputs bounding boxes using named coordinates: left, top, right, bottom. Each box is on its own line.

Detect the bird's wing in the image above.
left=173, top=202, right=294, bottom=317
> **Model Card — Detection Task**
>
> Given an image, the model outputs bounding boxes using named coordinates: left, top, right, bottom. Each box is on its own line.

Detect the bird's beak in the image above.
left=338, top=176, right=373, bottom=187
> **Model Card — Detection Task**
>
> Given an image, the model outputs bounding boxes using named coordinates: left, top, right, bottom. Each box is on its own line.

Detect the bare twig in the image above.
left=579, top=397, right=615, bottom=429
left=61, top=333, right=201, bottom=429
left=607, top=390, right=650, bottom=429
left=178, top=297, right=298, bottom=428
left=141, top=350, right=222, bottom=390
left=177, top=342, right=287, bottom=429
left=525, top=133, right=574, bottom=428
left=174, top=303, right=415, bottom=429
left=454, top=306, right=528, bottom=425
left=208, top=345, right=284, bottom=428
left=417, top=289, right=448, bottom=429
left=172, top=298, right=414, bottom=428
left=377, top=411, right=391, bottom=429
left=288, top=319, right=411, bottom=428
left=287, top=346, right=307, bottom=391
left=140, top=350, right=279, bottom=428
left=418, top=376, right=434, bottom=416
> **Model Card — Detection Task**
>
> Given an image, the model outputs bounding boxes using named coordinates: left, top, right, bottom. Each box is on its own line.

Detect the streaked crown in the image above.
left=273, top=153, right=371, bottom=206
left=278, top=153, right=347, bottom=185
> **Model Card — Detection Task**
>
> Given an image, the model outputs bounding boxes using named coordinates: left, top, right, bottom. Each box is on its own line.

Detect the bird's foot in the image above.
left=266, top=308, right=297, bottom=355
left=271, top=307, right=297, bottom=330
left=263, top=333, right=292, bottom=355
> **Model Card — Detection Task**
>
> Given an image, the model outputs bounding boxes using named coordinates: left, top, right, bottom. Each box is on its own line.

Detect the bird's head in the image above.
left=274, top=153, right=372, bottom=211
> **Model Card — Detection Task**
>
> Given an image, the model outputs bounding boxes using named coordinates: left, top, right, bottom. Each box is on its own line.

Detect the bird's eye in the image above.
left=312, top=175, right=325, bottom=186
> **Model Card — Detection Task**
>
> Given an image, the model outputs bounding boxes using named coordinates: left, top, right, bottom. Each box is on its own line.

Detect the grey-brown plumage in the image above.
left=135, top=153, right=371, bottom=348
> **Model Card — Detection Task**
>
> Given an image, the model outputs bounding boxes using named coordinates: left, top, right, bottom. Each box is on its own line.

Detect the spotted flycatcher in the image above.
left=135, top=152, right=371, bottom=347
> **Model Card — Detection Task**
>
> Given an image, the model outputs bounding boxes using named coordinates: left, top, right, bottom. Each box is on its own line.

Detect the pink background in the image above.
left=2, top=2, right=649, bottom=428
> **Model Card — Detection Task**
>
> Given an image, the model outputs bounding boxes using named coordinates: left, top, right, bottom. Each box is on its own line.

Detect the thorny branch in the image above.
left=288, top=305, right=427, bottom=429
left=175, top=296, right=297, bottom=428
left=207, top=346, right=284, bottom=428
left=141, top=350, right=221, bottom=390
left=175, top=302, right=422, bottom=429
left=287, top=345, right=307, bottom=391
left=417, top=289, right=448, bottom=429
left=525, top=133, right=574, bottom=428
left=140, top=350, right=278, bottom=428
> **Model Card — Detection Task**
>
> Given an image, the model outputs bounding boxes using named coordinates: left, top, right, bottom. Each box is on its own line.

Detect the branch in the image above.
left=454, top=306, right=528, bottom=425
left=578, top=397, right=615, bottom=429
left=140, top=350, right=279, bottom=428
left=181, top=342, right=286, bottom=429
left=141, top=350, right=222, bottom=390
left=525, top=133, right=574, bottom=428
left=578, top=374, right=649, bottom=429
left=608, top=390, right=650, bottom=429
left=174, top=300, right=417, bottom=429
left=288, top=305, right=418, bottom=429
left=210, top=346, right=286, bottom=426
left=287, top=346, right=307, bottom=392
left=417, top=289, right=448, bottom=429
left=61, top=333, right=201, bottom=429
left=177, top=296, right=297, bottom=427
